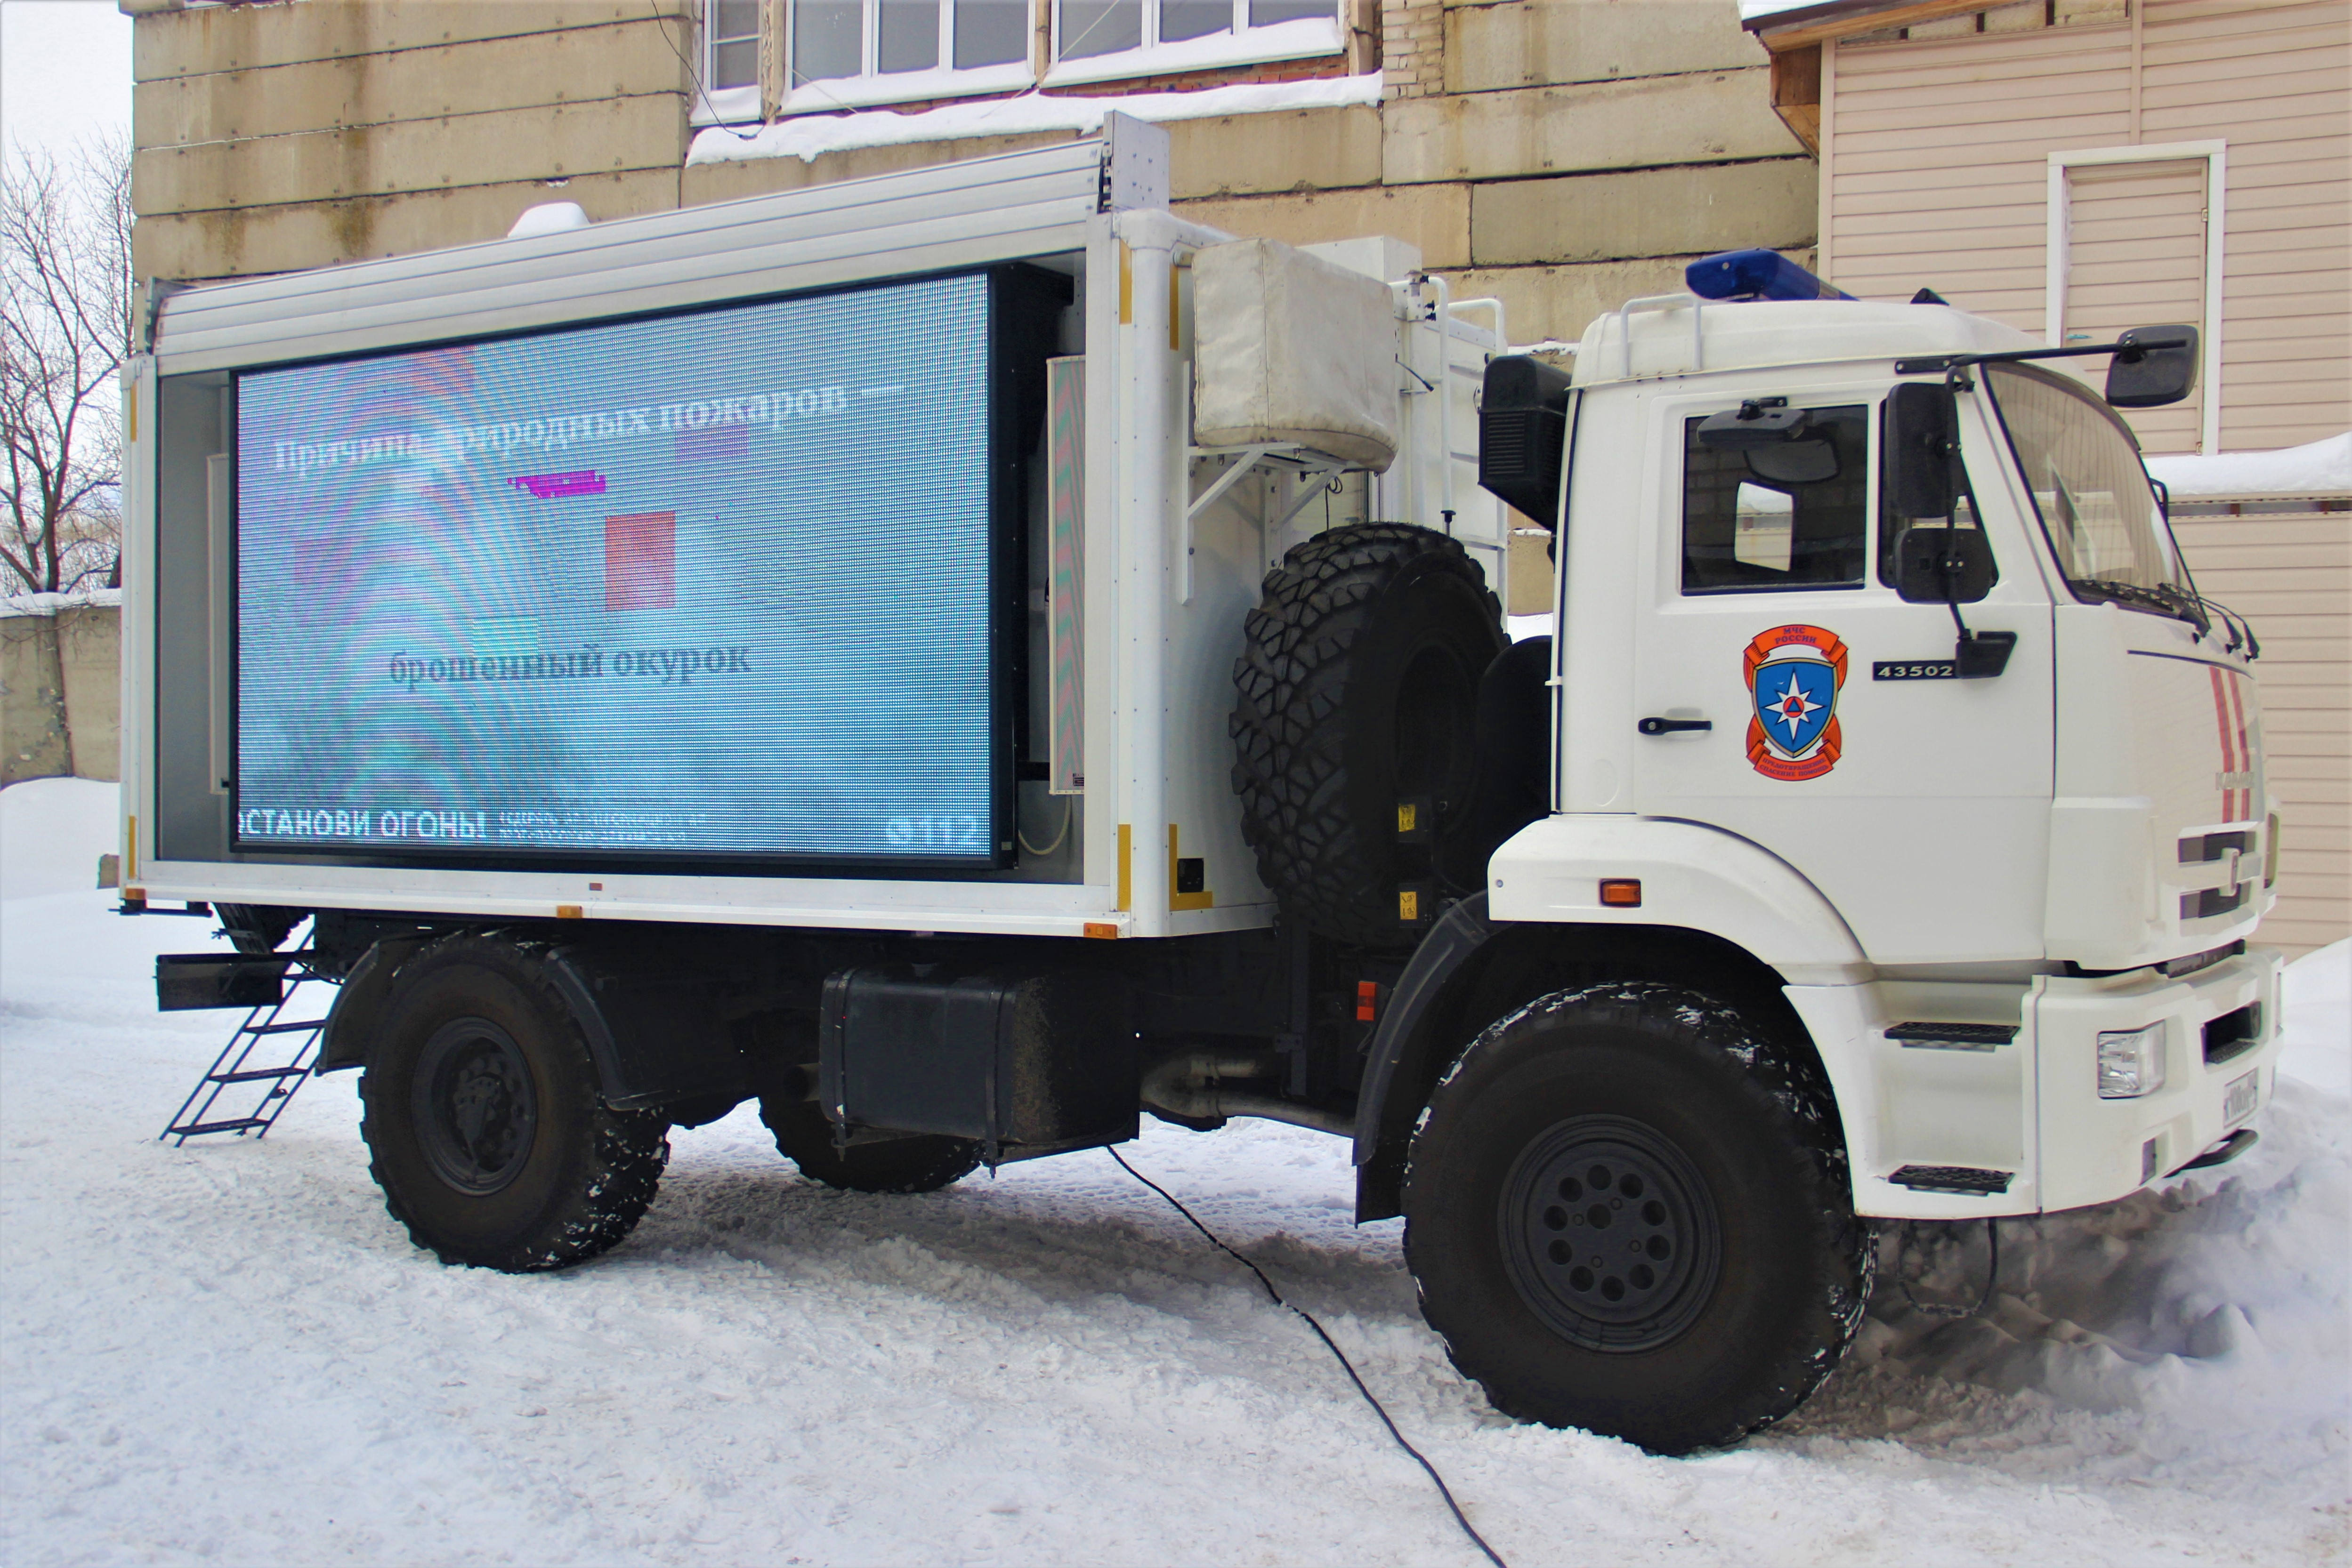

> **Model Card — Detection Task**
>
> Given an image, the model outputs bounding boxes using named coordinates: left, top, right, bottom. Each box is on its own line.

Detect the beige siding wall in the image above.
left=2174, top=512, right=2350, bottom=960
left=1817, top=0, right=2350, bottom=954
left=2143, top=0, right=2352, bottom=448
left=1821, top=0, right=2351, bottom=455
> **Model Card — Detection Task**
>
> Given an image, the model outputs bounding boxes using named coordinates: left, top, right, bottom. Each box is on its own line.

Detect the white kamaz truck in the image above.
left=117, top=120, right=2282, bottom=1454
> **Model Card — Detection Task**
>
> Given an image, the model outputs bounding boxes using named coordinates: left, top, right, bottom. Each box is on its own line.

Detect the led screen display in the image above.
left=234, top=272, right=1001, bottom=865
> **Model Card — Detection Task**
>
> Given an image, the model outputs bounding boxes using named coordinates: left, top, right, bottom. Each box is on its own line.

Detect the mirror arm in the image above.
left=1893, top=336, right=2190, bottom=376
left=1924, top=380, right=2010, bottom=678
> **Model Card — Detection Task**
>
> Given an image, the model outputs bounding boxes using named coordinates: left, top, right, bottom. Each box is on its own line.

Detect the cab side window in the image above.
left=1681, top=404, right=1868, bottom=594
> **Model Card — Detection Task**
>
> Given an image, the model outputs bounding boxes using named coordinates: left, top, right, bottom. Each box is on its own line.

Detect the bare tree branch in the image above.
left=1, top=135, right=133, bottom=595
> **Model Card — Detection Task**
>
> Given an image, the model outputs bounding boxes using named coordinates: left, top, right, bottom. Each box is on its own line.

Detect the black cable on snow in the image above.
left=1106, top=1147, right=1510, bottom=1568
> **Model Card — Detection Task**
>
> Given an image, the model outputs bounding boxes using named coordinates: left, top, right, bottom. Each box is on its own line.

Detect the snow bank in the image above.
left=2144, top=432, right=2352, bottom=499
left=0, top=777, right=116, bottom=902
left=3, top=778, right=2346, bottom=1566
left=687, top=73, right=1384, bottom=166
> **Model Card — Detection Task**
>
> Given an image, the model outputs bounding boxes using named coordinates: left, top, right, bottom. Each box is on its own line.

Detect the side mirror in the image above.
left=2106, top=324, right=2199, bottom=408
left=1886, top=381, right=1957, bottom=519
left=1478, top=355, right=1573, bottom=530
left=1892, top=526, right=1995, bottom=604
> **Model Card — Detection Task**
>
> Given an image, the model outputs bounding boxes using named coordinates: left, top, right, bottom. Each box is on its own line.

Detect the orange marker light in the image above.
left=1083, top=922, right=1121, bottom=940
left=1357, top=980, right=1380, bottom=1022
left=1600, top=878, right=1642, bottom=908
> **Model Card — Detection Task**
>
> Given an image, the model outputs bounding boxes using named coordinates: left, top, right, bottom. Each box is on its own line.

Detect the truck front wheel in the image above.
left=359, top=939, right=670, bottom=1271
left=1403, top=982, right=1870, bottom=1454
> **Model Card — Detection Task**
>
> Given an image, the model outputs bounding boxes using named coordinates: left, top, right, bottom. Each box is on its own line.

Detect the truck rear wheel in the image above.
left=1230, top=523, right=1505, bottom=947
left=359, top=938, right=669, bottom=1271
left=1403, top=982, right=1870, bottom=1454
left=760, top=1095, right=983, bottom=1194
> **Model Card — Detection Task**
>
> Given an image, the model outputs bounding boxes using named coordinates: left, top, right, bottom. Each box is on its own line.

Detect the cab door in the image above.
left=1625, top=380, right=2055, bottom=965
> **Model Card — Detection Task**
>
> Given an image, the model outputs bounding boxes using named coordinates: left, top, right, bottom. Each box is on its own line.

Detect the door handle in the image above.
left=1637, top=717, right=1713, bottom=736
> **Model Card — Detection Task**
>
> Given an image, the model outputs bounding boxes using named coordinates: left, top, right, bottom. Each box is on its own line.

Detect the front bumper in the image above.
left=2033, top=947, right=2285, bottom=1213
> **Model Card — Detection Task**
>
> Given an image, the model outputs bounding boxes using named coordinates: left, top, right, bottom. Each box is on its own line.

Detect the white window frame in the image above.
left=1045, top=0, right=1340, bottom=89
left=696, top=0, right=766, bottom=126
left=2045, top=140, right=2226, bottom=455
left=778, top=0, right=1037, bottom=116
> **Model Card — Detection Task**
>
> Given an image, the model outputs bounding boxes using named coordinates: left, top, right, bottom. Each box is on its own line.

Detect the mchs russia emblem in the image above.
left=1745, top=625, right=1848, bottom=781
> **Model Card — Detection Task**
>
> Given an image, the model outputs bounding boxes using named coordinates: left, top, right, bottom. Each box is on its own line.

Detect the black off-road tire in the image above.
left=1403, top=982, right=1872, bottom=1455
left=359, top=937, right=669, bottom=1272
left=760, top=1095, right=983, bottom=1195
left=1230, top=523, right=1505, bottom=947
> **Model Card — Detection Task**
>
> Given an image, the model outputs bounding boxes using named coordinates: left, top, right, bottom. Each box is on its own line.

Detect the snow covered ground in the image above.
left=4, top=777, right=2345, bottom=1565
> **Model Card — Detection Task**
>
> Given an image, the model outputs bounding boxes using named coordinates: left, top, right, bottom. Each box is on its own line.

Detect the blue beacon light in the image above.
left=1685, top=249, right=1855, bottom=303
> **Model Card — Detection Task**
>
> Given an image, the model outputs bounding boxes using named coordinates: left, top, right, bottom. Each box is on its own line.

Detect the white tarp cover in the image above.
left=1192, top=238, right=1399, bottom=472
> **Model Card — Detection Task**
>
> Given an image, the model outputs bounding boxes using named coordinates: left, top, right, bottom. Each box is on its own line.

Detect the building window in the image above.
left=709, top=0, right=761, bottom=90
left=709, top=0, right=1346, bottom=120
left=782, top=0, right=1036, bottom=112
left=1051, top=0, right=1339, bottom=85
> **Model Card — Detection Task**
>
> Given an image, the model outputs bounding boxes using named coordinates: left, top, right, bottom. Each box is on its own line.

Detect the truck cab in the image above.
left=1485, top=295, right=2280, bottom=1222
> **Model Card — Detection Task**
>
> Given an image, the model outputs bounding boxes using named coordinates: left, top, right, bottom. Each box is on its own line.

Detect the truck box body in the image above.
left=116, top=124, right=1503, bottom=942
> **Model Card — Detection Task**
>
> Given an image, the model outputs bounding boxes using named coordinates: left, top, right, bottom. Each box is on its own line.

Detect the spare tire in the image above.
left=1230, top=523, right=1506, bottom=947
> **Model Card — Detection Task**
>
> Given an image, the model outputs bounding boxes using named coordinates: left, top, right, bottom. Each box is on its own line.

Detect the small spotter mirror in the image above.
left=2106, top=324, right=2199, bottom=408
left=1699, top=402, right=1840, bottom=484
left=1697, top=400, right=1808, bottom=450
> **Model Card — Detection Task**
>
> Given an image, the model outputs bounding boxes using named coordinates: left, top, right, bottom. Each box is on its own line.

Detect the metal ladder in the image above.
left=160, top=956, right=334, bottom=1144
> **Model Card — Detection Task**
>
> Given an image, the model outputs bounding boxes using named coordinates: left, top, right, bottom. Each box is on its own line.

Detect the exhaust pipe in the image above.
left=1139, top=1052, right=1353, bottom=1136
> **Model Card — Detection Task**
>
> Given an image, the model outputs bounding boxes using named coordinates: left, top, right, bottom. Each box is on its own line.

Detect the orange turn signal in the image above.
left=1599, top=878, right=1642, bottom=908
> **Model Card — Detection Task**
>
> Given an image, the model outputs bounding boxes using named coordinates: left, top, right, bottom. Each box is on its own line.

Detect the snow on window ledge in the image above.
left=1043, top=16, right=1342, bottom=88
left=775, top=61, right=1037, bottom=118
left=2143, top=433, right=2352, bottom=501
left=691, top=81, right=765, bottom=128
left=686, top=70, right=1382, bottom=165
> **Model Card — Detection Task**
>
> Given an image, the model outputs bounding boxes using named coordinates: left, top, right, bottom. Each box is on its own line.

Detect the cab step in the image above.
left=1889, top=1164, right=2013, bottom=1196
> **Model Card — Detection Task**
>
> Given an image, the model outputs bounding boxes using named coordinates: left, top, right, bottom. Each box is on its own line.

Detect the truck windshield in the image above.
left=1982, top=362, right=2197, bottom=622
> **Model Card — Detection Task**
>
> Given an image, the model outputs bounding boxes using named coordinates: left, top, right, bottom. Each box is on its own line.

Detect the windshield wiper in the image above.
left=2075, top=577, right=2204, bottom=625
left=2187, top=589, right=2261, bottom=659
left=2147, top=581, right=2215, bottom=635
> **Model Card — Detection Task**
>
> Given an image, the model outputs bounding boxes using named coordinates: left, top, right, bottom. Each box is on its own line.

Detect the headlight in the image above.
left=2097, top=1023, right=2167, bottom=1099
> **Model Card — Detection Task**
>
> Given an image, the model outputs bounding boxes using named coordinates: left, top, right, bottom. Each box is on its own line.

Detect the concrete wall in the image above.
left=0, top=604, right=121, bottom=786
left=132, top=0, right=695, bottom=281
left=683, top=3, right=1814, bottom=345
left=130, top=0, right=1815, bottom=347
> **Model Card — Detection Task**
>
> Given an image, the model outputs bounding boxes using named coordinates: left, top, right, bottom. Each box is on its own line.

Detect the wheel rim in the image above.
left=412, top=1017, right=538, bottom=1194
left=1498, top=1114, right=1723, bottom=1353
